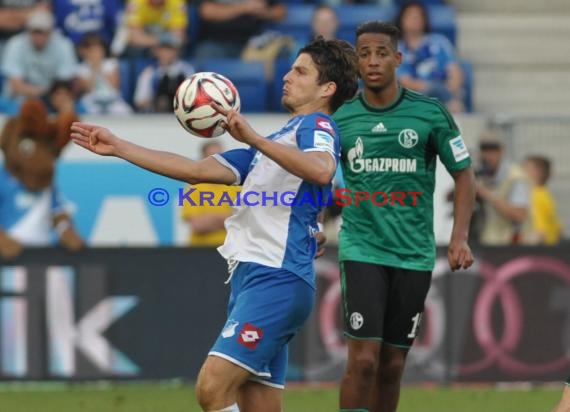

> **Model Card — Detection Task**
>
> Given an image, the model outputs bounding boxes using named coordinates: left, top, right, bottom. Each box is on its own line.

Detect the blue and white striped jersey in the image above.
left=214, top=112, right=340, bottom=288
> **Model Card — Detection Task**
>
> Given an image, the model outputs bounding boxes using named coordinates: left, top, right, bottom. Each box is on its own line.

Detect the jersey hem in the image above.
left=339, top=255, right=434, bottom=272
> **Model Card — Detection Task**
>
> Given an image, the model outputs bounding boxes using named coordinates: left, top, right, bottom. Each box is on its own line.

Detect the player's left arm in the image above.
left=449, top=166, right=476, bottom=270
left=432, top=107, right=476, bottom=271
left=214, top=105, right=336, bottom=185
left=252, top=139, right=335, bottom=186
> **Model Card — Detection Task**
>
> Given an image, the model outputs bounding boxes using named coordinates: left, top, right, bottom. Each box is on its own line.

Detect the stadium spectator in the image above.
left=395, top=1, right=465, bottom=113
left=45, top=80, right=84, bottom=114
left=76, top=32, right=133, bottom=115
left=121, top=0, right=187, bottom=58
left=0, top=0, right=48, bottom=58
left=133, top=32, right=194, bottom=112
left=290, top=5, right=339, bottom=64
left=332, top=21, right=475, bottom=412
left=70, top=37, right=358, bottom=412
left=192, top=0, right=286, bottom=59
left=476, top=130, right=536, bottom=245
left=523, top=155, right=563, bottom=245
left=0, top=8, right=78, bottom=114
left=181, top=142, right=239, bottom=247
left=553, top=378, right=570, bottom=412
left=52, top=0, right=119, bottom=46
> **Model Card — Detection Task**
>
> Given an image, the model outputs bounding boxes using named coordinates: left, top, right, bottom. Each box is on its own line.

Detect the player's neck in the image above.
left=290, top=102, right=331, bottom=117
left=363, top=82, right=401, bottom=108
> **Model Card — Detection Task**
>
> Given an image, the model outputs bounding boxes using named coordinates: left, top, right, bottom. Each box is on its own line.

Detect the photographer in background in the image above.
left=475, top=130, right=536, bottom=245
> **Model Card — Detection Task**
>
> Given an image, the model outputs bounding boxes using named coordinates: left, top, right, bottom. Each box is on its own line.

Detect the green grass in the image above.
left=0, top=382, right=562, bottom=412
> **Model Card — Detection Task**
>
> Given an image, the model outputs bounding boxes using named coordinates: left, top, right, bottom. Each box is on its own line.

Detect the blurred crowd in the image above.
left=0, top=0, right=469, bottom=116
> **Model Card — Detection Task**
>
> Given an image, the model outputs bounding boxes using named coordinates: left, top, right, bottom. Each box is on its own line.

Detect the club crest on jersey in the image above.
left=398, top=129, right=419, bottom=148
left=316, top=117, right=334, bottom=133
left=238, top=323, right=263, bottom=349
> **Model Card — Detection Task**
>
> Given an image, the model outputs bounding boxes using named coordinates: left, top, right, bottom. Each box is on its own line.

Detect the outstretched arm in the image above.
left=70, top=122, right=237, bottom=185
left=448, top=166, right=476, bottom=271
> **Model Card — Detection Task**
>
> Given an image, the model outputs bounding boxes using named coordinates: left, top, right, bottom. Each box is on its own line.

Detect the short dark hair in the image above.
left=78, top=32, right=110, bottom=56
left=525, top=155, right=552, bottom=185
left=355, top=21, right=399, bottom=50
left=298, top=37, right=358, bottom=112
left=395, top=1, right=431, bottom=36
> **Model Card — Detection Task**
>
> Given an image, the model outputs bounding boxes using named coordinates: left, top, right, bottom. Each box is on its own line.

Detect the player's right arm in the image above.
left=70, top=122, right=236, bottom=185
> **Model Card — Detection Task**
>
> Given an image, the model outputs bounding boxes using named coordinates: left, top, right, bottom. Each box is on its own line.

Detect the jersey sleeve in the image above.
left=431, top=105, right=472, bottom=173
left=212, top=148, right=256, bottom=185
left=295, top=113, right=340, bottom=167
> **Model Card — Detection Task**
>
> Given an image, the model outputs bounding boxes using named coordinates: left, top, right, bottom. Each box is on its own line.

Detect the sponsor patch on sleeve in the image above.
left=449, top=135, right=470, bottom=162
left=316, top=116, right=335, bottom=134
left=313, top=130, right=335, bottom=153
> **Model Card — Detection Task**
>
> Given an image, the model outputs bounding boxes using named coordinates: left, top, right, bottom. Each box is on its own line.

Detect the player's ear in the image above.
left=395, top=51, right=403, bottom=67
left=321, top=81, right=337, bottom=99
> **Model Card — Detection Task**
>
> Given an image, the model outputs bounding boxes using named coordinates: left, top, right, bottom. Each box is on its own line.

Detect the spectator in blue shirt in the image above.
left=1, top=9, right=78, bottom=113
left=395, top=1, right=465, bottom=113
left=52, top=0, right=118, bottom=46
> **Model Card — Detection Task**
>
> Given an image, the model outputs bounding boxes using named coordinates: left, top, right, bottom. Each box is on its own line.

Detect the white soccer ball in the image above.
left=173, top=72, right=241, bottom=138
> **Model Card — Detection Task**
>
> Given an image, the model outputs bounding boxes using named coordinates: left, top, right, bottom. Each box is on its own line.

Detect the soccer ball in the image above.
left=173, top=72, right=241, bottom=138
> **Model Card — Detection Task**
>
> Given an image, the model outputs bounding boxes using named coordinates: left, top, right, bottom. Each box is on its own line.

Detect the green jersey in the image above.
left=332, top=88, right=471, bottom=271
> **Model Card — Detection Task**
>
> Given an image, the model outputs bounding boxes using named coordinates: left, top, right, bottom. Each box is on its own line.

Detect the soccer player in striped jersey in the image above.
left=332, top=21, right=476, bottom=412
left=71, top=37, right=358, bottom=412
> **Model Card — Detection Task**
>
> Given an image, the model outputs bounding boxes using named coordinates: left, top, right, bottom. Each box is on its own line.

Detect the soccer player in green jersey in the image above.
left=332, top=21, right=476, bottom=412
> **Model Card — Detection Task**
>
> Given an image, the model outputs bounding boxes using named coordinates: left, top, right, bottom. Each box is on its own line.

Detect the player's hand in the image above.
left=211, top=102, right=261, bottom=146
left=0, top=232, right=23, bottom=260
left=315, top=231, right=326, bottom=258
left=447, top=238, right=474, bottom=271
left=70, top=122, right=120, bottom=157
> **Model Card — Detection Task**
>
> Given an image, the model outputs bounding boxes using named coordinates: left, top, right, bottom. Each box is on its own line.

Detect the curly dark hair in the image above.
left=299, top=37, right=358, bottom=112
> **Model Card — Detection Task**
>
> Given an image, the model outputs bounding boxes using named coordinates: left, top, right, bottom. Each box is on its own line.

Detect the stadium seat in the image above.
left=268, top=4, right=315, bottom=43
left=335, top=5, right=398, bottom=44
left=428, top=5, right=457, bottom=45
left=198, top=58, right=268, bottom=112
left=460, top=59, right=474, bottom=113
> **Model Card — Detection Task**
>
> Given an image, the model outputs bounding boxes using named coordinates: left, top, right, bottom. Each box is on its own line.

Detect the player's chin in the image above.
left=281, top=96, right=293, bottom=112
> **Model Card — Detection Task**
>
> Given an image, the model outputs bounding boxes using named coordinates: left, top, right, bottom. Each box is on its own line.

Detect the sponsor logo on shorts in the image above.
left=221, top=319, right=239, bottom=338
left=238, top=323, right=263, bottom=349
left=350, top=312, right=364, bottom=330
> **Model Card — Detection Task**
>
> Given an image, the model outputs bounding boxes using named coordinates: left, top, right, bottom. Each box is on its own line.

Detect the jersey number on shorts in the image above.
left=407, top=312, right=423, bottom=338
